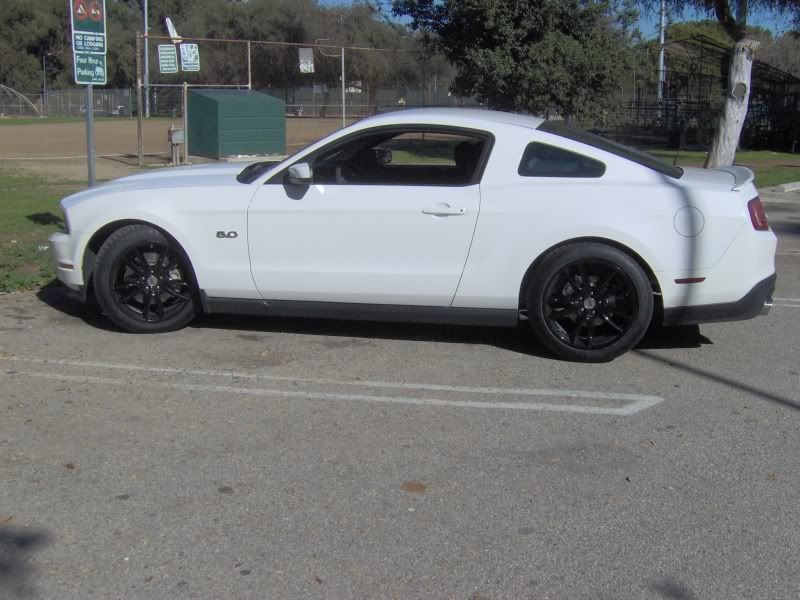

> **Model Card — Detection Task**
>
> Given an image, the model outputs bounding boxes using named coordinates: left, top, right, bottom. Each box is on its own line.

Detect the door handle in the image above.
left=422, top=204, right=467, bottom=216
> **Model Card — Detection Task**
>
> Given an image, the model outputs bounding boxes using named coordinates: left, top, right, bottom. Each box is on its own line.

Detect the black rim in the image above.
left=542, top=259, right=639, bottom=351
left=111, top=242, right=192, bottom=323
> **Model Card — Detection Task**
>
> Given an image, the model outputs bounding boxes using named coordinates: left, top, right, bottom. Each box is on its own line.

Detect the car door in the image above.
left=247, top=127, right=489, bottom=306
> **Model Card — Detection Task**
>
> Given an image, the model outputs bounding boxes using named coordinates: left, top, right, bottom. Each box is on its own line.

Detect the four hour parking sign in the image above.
left=70, top=0, right=107, bottom=85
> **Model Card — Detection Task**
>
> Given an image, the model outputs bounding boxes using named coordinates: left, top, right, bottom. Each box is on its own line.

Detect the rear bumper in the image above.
left=662, top=273, right=776, bottom=326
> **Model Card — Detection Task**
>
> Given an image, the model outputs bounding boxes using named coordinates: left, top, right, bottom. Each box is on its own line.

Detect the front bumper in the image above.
left=49, top=231, right=83, bottom=290
left=662, top=273, right=776, bottom=326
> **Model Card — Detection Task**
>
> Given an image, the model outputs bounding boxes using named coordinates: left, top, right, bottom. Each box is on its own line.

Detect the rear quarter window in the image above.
left=537, top=120, right=683, bottom=179
left=518, top=142, right=606, bottom=178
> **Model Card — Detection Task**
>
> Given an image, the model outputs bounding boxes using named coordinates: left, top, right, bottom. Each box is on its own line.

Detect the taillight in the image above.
left=747, top=196, right=769, bottom=231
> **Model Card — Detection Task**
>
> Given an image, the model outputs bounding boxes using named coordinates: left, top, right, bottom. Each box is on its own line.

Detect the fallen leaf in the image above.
left=401, top=480, right=427, bottom=494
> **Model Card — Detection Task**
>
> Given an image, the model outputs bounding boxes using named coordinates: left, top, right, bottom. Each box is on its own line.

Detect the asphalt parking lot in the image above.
left=1, top=207, right=799, bottom=600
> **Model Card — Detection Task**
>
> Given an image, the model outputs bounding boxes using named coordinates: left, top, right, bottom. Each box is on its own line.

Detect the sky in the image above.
left=318, top=0, right=795, bottom=39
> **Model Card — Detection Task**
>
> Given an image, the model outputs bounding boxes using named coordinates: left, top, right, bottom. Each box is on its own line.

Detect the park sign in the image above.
left=158, top=45, right=179, bottom=74
left=70, top=0, right=107, bottom=85
left=74, top=53, right=107, bottom=85
left=179, top=44, right=201, bottom=72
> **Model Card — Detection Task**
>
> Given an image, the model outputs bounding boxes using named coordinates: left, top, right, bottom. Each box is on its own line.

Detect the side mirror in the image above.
left=287, top=162, right=313, bottom=185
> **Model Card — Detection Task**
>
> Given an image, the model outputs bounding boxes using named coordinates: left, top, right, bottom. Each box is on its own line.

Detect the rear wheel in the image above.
left=93, top=225, right=198, bottom=333
left=526, top=243, right=653, bottom=362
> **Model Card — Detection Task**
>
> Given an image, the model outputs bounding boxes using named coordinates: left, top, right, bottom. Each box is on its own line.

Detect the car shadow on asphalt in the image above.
left=36, top=286, right=116, bottom=332
left=193, top=313, right=714, bottom=356
left=37, top=284, right=715, bottom=358
left=769, top=219, right=800, bottom=237
left=0, top=526, right=51, bottom=599
left=194, top=311, right=562, bottom=359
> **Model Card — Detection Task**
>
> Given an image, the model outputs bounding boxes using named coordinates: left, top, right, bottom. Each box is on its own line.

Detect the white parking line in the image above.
left=1, top=357, right=664, bottom=416
left=773, top=297, right=800, bottom=308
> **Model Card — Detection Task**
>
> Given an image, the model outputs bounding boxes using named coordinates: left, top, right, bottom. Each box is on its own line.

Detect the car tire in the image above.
left=93, top=224, right=199, bottom=333
left=526, top=243, right=654, bottom=362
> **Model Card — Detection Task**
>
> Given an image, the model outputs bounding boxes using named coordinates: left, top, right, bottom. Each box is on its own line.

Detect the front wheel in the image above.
left=526, top=243, right=654, bottom=362
left=93, top=225, right=199, bottom=333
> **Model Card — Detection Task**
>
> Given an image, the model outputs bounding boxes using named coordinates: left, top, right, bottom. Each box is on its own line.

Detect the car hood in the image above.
left=61, top=162, right=256, bottom=209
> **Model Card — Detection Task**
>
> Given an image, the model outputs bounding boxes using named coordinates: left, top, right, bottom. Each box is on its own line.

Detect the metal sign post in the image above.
left=85, top=85, right=96, bottom=185
left=70, top=0, right=107, bottom=187
left=144, top=0, right=150, bottom=117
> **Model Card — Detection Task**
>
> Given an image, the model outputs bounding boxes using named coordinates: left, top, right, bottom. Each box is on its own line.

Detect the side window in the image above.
left=311, top=130, right=487, bottom=186
left=518, top=142, right=606, bottom=178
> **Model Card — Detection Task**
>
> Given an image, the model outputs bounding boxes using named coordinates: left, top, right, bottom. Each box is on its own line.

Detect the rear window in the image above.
left=518, top=142, right=606, bottom=178
left=537, top=121, right=683, bottom=179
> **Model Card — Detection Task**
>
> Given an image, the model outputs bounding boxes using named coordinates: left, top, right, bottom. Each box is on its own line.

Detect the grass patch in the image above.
left=0, top=170, right=83, bottom=292
left=648, top=149, right=800, bottom=188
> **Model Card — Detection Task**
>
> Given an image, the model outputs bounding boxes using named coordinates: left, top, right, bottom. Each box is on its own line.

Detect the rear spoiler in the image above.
left=718, top=166, right=755, bottom=191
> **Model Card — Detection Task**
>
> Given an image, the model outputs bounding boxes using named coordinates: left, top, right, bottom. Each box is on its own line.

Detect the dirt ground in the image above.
left=0, top=117, right=356, bottom=181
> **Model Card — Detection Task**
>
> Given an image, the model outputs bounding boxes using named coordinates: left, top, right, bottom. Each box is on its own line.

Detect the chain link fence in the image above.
left=593, top=36, right=800, bottom=152
left=0, top=87, right=135, bottom=118
left=3, top=33, right=795, bottom=166
left=136, top=34, right=480, bottom=165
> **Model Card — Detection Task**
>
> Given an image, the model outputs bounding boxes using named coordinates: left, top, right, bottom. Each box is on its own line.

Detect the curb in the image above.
left=759, top=182, right=800, bottom=210
left=776, top=181, right=800, bottom=193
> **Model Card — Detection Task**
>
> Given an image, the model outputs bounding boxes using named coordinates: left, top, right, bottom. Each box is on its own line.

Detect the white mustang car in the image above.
left=49, top=108, right=776, bottom=361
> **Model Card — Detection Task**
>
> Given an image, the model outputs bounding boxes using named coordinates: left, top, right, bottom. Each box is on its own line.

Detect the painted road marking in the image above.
left=1, top=357, right=664, bottom=416
left=772, top=297, right=800, bottom=308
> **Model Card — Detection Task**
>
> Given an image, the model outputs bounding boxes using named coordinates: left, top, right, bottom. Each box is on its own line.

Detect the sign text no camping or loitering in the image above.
left=70, top=0, right=107, bottom=85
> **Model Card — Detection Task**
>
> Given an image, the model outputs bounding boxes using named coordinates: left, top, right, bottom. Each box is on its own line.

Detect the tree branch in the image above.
left=713, top=0, right=746, bottom=40
left=736, top=0, right=749, bottom=26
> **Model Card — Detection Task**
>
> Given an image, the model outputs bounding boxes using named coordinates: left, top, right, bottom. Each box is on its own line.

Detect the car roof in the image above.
left=351, top=108, right=545, bottom=132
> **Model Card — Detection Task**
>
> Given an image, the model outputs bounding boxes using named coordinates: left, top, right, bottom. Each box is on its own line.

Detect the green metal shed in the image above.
left=187, top=89, right=286, bottom=159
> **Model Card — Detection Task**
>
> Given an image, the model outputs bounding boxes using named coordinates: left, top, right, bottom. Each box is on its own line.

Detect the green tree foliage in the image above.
left=391, top=0, right=641, bottom=121
left=663, top=19, right=799, bottom=77
left=758, top=31, right=800, bottom=76
left=0, top=0, right=423, bottom=94
left=666, top=18, right=772, bottom=45
left=0, top=0, right=68, bottom=93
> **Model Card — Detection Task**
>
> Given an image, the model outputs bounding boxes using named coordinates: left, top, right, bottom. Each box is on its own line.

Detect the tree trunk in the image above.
left=704, top=38, right=760, bottom=168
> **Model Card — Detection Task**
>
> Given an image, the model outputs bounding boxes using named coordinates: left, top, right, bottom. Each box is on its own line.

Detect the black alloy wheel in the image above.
left=94, top=225, right=199, bottom=333
left=543, top=259, right=638, bottom=351
left=527, top=243, right=653, bottom=362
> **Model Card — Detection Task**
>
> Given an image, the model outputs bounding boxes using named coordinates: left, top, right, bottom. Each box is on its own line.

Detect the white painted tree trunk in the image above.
left=705, top=38, right=760, bottom=169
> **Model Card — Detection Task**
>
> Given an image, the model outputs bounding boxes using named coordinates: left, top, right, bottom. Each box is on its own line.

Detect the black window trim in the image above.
left=537, top=120, right=683, bottom=179
left=265, top=124, right=496, bottom=187
left=517, top=141, right=607, bottom=179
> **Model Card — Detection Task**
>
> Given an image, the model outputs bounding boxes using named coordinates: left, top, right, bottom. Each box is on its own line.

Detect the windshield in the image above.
left=537, top=121, right=683, bottom=179
left=235, top=141, right=312, bottom=183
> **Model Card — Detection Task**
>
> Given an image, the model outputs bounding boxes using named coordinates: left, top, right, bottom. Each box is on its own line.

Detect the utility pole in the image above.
left=41, top=53, right=47, bottom=116
left=144, top=0, right=150, bottom=117
left=657, top=0, right=666, bottom=103
left=341, top=47, right=346, bottom=128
